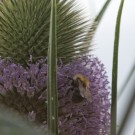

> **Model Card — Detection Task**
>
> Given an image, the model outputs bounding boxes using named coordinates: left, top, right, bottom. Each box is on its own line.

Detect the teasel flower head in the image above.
left=0, top=56, right=110, bottom=135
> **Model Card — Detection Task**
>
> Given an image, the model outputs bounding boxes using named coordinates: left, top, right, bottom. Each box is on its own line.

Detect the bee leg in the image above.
left=65, top=86, right=74, bottom=96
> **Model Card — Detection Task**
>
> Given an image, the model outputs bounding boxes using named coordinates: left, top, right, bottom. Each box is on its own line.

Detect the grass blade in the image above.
left=118, top=63, right=135, bottom=99
left=111, top=0, right=124, bottom=135
left=118, top=87, right=135, bottom=135
left=84, top=0, right=111, bottom=47
left=92, top=0, right=111, bottom=32
left=94, top=0, right=111, bottom=23
left=0, top=107, right=45, bottom=135
left=47, top=0, right=58, bottom=135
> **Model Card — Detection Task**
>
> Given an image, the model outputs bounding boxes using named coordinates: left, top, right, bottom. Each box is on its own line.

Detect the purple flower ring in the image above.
left=0, top=56, right=110, bottom=135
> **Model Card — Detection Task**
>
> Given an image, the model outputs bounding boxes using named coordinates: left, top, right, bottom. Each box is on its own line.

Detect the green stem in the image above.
left=111, top=0, right=124, bottom=135
left=47, top=0, right=58, bottom=135
left=94, top=0, right=111, bottom=23
left=118, top=88, right=135, bottom=135
left=118, top=63, right=135, bottom=99
left=85, top=0, right=111, bottom=46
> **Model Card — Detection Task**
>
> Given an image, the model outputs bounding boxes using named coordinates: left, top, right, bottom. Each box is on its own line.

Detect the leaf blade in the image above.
left=47, top=0, right=58, bottom=134
left=111, top=0, right=125, bottom=135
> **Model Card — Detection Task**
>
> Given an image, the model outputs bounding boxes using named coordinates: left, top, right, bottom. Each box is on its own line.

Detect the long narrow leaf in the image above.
left=0, top=107, right=45, bottom=135
left=47, top=0, right=58, bottom=135
left=83, top=0, right=111, bottom=47
left=111, top=0, right=124, bottom=135
left=118, top=87, right=135, bottom=135
left=94, top=0, right=111, bottom=23
left=118, top=63, right=135, bottom=99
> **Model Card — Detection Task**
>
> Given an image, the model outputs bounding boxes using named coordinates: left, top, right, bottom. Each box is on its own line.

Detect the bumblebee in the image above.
left=59, top=74, right=92, bottom=116
left=71, top=74, right=92, bottom=103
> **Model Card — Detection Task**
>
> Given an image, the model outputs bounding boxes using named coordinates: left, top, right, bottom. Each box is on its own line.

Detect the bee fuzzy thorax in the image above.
left=73, top=74, right=90, bottom=88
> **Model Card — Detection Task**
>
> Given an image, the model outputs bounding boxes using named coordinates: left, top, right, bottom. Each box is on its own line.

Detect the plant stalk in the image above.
left=111, top=0, right=124, bottom=135
left=47, top=0, right=58, bottom=135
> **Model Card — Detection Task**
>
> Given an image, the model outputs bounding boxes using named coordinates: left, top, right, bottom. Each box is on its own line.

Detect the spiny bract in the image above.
left=0, top=0, right=94, bottom=65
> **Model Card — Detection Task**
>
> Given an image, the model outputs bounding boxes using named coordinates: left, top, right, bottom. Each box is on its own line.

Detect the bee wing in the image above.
left=78, top=81, right=92, bottom=102
left=85, top=87, right=92, bottom=102
left=78, top=80, right=85, bottom=98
